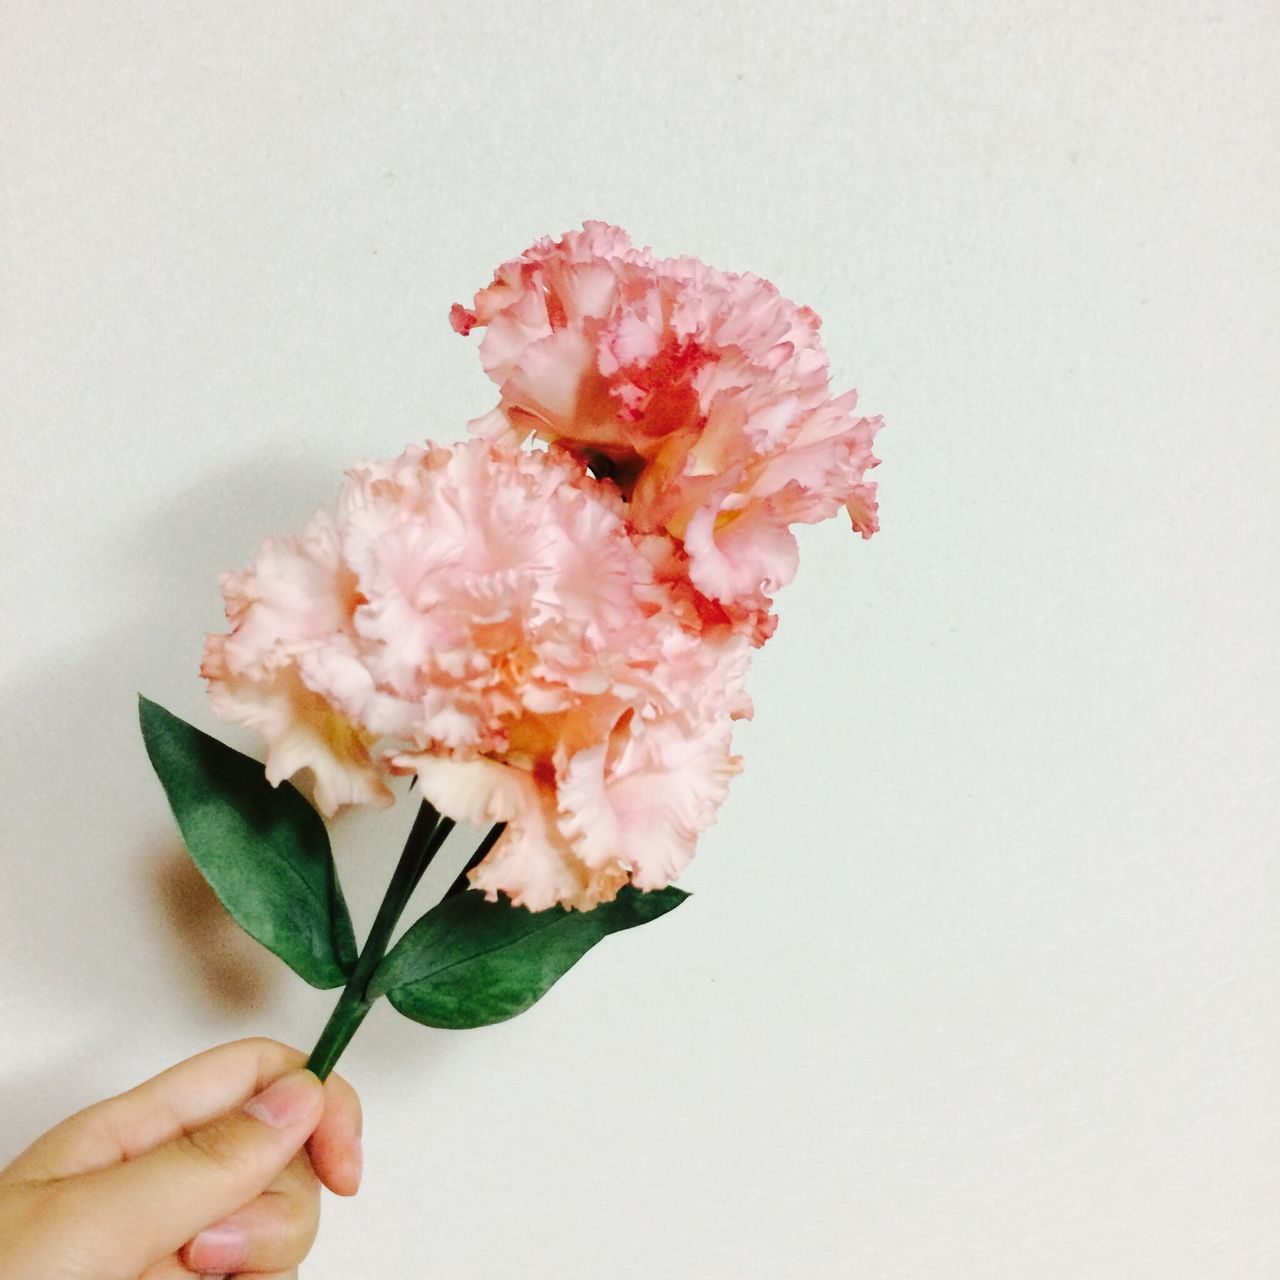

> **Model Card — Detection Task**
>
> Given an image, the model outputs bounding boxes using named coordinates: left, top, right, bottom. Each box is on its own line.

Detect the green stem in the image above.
left=306, top=986, right=373, bottom=1081
left=444, top=822, right=505, bottom=898
left=306, top=799, right=454, bottom=1079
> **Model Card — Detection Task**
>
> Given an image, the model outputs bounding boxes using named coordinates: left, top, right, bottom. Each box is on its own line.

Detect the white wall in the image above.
left=2, top=3, right=1276, bottom=1276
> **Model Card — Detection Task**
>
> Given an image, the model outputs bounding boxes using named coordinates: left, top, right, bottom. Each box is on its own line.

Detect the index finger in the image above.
left=3, top=1037, right=361, bottom=1195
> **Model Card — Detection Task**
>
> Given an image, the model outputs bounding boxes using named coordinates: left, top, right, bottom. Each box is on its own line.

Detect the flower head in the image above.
left=203, top=439, right=749, bottom=909
left=454, top=222, right=882, bottom=639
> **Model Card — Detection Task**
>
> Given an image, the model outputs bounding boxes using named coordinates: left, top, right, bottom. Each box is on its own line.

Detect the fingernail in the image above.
left=186, top=1220, right=249, bottom=1271
left=244, top=1068, right=318, bottom=1129
left=347, top=1135, right=364, bottom=1191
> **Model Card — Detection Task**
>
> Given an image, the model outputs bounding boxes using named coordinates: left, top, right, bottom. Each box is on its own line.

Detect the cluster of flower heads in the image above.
left=204, top=224, right=880, bottom=910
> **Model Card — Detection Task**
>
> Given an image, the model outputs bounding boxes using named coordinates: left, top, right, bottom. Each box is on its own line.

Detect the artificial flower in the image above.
left=453, top=221, right=882, bottom=639
left=203, top=439, right=750, bottom=909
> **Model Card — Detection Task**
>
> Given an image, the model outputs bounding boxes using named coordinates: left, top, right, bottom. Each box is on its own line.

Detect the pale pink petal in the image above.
left=393, top=753, right=529, bottom=828
left=454, top=225, right=881, bottom=626
left=206, top=662, right=392, bottom=816
left=558, top=714, right=742, bottom=892
left=682, top=502, right=799, bottom=608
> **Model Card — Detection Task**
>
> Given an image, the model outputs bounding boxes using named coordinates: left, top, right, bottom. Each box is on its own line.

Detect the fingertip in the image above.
left=310, top=1134, right=363, bottom=1197
left=329, top=1133, right=363, bottom=1197
left=308, top=1073, right=363, bottom=1196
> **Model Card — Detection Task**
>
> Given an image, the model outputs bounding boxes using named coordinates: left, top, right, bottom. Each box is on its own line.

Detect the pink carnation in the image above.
left=203, top=439, right=750, bottom=910
left=454, top=222, right=882, bottom=639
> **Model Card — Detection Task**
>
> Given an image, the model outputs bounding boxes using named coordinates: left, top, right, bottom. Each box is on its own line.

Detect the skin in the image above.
left=0, top=1039, right=362, bottom=1280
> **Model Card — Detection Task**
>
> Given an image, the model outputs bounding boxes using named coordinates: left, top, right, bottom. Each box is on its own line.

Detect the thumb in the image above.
left=52, top=1067, right=324, bottom=1276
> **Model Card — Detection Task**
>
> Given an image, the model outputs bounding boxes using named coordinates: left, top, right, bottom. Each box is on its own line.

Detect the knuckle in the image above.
left=182, top=1119, right=253, bottom=1175
left=26, top=1181, right=77, bottom=1235
left=239, top=1034, right=291, bottom=1056
left=239, top=1035, right=303, bottom=1069
left=292, top=1173, right=321, bottom=1225
left=274, top=1191, right=321, bottom=1265
left=11, top=1182, right=61, bottom=1238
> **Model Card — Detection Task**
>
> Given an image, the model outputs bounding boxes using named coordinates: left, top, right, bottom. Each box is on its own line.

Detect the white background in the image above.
left=2, top=3, right=1277, bottom=1276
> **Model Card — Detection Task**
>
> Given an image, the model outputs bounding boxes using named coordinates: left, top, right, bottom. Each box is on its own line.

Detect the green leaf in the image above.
left=371, top=885, right=688, bottom=1029
left=138, top=695, right=357, bottom=989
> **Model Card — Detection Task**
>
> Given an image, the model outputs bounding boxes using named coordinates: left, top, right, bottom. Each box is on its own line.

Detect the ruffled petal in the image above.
left=204, top=437, right=750, bottom=906
left=454, top=224, right=881, bottom=628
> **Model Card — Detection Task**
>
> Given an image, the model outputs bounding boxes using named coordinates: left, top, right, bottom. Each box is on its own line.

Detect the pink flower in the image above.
left=201, top=512, right=394, bottom=815
left=454, top=222, right=882, bottom=639
left=203, top=439, right=750, bottom=910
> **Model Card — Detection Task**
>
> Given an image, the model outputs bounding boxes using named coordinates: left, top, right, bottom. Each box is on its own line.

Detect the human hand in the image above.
left=0, top=1038, right=362, bottom=1280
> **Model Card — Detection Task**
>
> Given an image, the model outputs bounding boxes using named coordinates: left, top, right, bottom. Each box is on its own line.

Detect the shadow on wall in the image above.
left=0, top=451, right=334, bottom=1144
left=0, top=448, right=464, bottom=1155
left=147, top=841, right=278, bottom=1014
